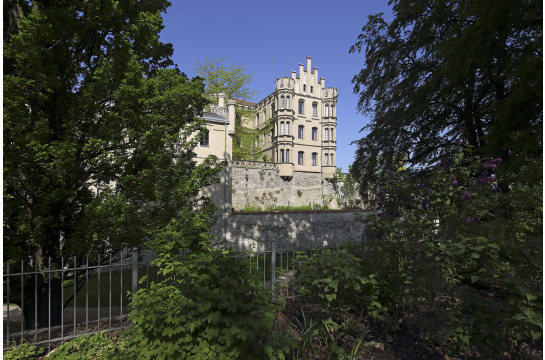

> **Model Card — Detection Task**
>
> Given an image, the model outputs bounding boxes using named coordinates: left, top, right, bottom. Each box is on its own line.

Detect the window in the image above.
left=312, top=153, right=317, bottom=166
left=312, top=103, right=317, bottom=116
left=298, top=100, right=304, bottom=115
left=298, top=151, right=304, bottom=165
left=312, top=127, right=317, bottom=141
left=331, top=105, right=334, bottom=116
left=280, top=122, right=285, bottom=135
left=286, top=97, right=290, bottom=109
left=281, top=96, right=285, bottom=109
left=325, top=105, right=329, bottom=117
left=298, top=125, right=304, bottom=139
left=310, top=86, right=313, bottom=93
left=325, top=154, right=329, bottom=166
left=330, top=153, right=334, bottom=165
left=280, top=149, right=285, bottom=162
left=272, top=105, right=275, bottom=114
left=325, top=129, right=329, bottom=140
left=286, top=149, right=290, bottom=163
left=200, top=129, right=210, bottom=146
left=286, top=122, right=290, bottom=135
left=303, top=84, right=306, bottom=92
left=330, top=128, right=334, bottom=140
left=256, top=113, right=259, bottom=126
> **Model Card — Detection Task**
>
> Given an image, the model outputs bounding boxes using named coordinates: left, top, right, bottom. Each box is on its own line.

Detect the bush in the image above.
left=48, top=331, right=128, bottom=360
left=3, top=341, right=44, bottom=360
left=116, top=247, right=287, bottom=359
left=358, top=147, right=542, bottom=358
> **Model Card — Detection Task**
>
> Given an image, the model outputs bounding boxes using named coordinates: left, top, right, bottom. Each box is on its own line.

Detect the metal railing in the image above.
left=3, top=238, right=338, bottom=353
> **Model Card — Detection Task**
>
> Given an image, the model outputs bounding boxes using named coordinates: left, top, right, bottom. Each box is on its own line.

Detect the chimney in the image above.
left=218, top=93, right=226, bottom=108
left=227, top=99, right=236, bottom=136
left=306, top=56, right=311, bottom=72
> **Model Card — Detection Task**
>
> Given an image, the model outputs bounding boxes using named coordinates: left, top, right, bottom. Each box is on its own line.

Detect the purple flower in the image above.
left=418, top=183, right=426, bottom=189
left=481, top=162, right=497, bottom=170
left=452, top=180, right=458, bottom=186
left=389, top=171, right=395, bottom=177
left=455, top=138, right=461, bottom=146
left=428, top=188, right=433, bottom=193
left=490, top=158, right=503, bottom=165
left=376, top=189, right=387, bottom=199
left=464, top=192, right=471, bottom=200
left=465, top=217, right=476, bottom=225
left=421, top=199, right=430, bottom=210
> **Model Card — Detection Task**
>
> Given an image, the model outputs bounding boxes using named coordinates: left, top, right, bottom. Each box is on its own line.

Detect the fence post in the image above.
left=271, top=239, right=276, bottom=301
left=132, top=247, right=138, bottom=312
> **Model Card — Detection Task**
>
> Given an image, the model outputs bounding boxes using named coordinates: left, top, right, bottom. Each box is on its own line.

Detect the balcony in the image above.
left=278, top=163, right=294, bottom=179
left=323, top=165, right=336, bottom=180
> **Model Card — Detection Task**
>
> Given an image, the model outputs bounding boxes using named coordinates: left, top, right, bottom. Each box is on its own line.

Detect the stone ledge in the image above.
left=232, top=209, right=378, bottom=215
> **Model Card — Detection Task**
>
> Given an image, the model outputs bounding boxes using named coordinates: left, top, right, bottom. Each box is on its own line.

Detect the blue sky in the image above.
left=160, top=0, right=394, bottom=172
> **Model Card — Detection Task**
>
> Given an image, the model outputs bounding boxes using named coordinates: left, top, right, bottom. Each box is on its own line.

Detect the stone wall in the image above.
left=231, top=160, right=363, bottom=210
left=210, top=210, right=376, bottom=252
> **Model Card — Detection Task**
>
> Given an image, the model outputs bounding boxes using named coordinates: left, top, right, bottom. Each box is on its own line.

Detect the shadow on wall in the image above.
left=210, top=210, right=377, bottom=252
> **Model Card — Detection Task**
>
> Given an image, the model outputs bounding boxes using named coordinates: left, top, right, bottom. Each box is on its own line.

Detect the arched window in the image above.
left=286, top=97, right=290, bottom=109
left=298, top=125, right=304, bottom=139
left=286, top=149, right=290, bottom=163
left=280, top=122, right=285, bottom=135
left=310, top=86, right=313, bottom=93
left=298, top=151, right=304, bottom=165
left=298, top=100, right=304, bottom=115
left=331, top=128, right=334, bottom=140
left=325, top=154, right=329, bottom=166
left=312, top=153, right=317, bottom=166
left=325, top=105, right=329, bottom=117
left=312, top=127, right=317, bottom=141
left=325, top=128, right=329, bottom=140
left=330, top=153, right=334, bottom=165
left=286, top=122, right=290, bottom=135
left=331, top=105, right=334, bottom=117
left=280, top=149, right=285, bottom=162
left=281, top=96, right=285, bottom=109
left=303, top=84, right=306, bottom=92
left=272, top=104, right=275, bottom=114
left=312, top=103, right=317, bottom=116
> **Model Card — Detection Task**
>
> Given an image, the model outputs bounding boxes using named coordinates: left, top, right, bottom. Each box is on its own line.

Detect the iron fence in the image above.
left=3, top=238, right=338, bottom=353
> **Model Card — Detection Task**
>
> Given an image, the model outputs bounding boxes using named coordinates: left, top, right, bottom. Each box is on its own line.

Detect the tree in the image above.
left=193, top=57, right=259, bottom=101
left=194, top=57, right=275, bottom=161
left=349, top=0, right=542, bottom=196
left=4, top=0, right=223, bottom=330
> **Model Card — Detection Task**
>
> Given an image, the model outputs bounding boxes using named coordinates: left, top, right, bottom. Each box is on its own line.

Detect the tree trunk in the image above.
left=21, top=278, right=64, bottom=331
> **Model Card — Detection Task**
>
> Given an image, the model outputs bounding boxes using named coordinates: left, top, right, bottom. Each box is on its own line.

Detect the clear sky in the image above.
left=159, top=0, right=394, bottom=172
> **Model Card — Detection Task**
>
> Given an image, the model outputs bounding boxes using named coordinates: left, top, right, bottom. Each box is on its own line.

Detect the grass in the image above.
left=240, top=204, right=330, bottom=212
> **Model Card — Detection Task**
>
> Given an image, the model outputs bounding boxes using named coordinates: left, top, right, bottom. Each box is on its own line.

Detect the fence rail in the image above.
left=3, top=238, right=336, bottom=353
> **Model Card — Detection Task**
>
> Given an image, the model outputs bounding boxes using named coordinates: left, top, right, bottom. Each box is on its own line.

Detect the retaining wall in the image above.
left=209, top=210, right=376, bottom=252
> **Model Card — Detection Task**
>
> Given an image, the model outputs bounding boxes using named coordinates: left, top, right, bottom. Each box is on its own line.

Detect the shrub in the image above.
left=48, top=331, right=128, bottom=360
left=116, top=247, right=287, bottom=359
left=3, top=341, right=44, bottom=360
left=359, top=147, right=542, bottom=358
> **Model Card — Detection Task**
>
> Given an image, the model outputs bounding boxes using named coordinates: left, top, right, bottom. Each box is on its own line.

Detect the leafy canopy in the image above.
left=349, top=0, right=542, bottom=196
left=3, top=0, right=223, bottom=329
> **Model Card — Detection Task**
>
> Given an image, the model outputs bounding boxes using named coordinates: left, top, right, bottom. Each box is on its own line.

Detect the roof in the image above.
left=200, top=111, right=229, bottom=124
left=234, top=98, right=257, bottom=107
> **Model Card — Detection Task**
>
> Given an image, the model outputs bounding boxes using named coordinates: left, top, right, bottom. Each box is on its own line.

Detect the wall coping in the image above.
left=231, top=209, right=378, bottom=215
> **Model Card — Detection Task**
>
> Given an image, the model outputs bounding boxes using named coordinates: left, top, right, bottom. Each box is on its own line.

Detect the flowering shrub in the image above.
left=357, top=147, right=542, bottom=358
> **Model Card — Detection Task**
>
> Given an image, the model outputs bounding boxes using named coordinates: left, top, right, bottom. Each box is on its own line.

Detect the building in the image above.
left=249, top=56, right=338, bottom=180
left=193, top=94, right=235, bottom=217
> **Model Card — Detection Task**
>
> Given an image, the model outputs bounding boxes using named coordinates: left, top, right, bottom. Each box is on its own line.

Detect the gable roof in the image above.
left=200, top=111, right=229, bottom=124
left=234, top=98, right=257, bottom=107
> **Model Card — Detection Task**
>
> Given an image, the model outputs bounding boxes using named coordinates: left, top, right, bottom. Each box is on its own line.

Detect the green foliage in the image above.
left=297, top=190, right=302, bottom=198
left=350, top=0, right=542, bottom=196
left=358, top=147, right=542, bottom=358
left=48, top=331, right=129, bottom=360
left=3, top=341, right=44, bottom=360
left=194, top=57, right=259, bottom=101
left=295, top=245, right=382, bottom=319
left=242, top=205, right=262, bottom=212
left=117, top=248, right=287, bottom=359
